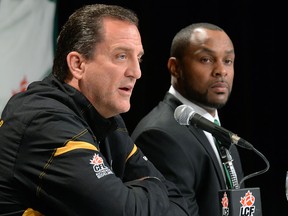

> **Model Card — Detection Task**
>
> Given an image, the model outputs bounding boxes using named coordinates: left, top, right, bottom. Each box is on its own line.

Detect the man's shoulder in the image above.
left=131, top=101, right=177, bottom=139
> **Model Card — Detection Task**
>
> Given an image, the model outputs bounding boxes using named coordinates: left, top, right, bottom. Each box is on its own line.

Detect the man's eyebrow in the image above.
left=113, top=46, right=144, bottom=56
left=195, top=47, right=235, bottom=55
left=225, top=49, right=235, bottom=55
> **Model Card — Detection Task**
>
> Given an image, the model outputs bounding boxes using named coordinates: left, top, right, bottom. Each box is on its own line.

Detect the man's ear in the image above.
left=66, top=51, right=85, bottom=80
left=167, top=57, right=180, bottom=78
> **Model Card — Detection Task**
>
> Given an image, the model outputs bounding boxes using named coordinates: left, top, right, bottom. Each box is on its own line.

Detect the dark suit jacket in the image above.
left=132, top=92, right=245, bottom=216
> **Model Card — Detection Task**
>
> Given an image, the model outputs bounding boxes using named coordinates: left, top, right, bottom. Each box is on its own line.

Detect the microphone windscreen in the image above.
left=174, top=105, right=195, bottom=125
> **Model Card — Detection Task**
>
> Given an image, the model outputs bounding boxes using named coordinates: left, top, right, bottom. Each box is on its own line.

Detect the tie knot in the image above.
left=214, top=119, right=220, bottom=126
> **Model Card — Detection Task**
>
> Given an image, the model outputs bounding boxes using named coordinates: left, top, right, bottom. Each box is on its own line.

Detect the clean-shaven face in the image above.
left=80, top=18, right=144, bottom=118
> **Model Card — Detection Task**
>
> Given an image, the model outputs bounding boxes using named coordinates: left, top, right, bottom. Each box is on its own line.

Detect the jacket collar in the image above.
left=45, top=74, right=118, bottom=142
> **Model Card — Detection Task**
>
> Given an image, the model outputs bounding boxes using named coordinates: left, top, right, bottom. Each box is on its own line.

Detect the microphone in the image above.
left=174, top=104, right=253, bottom=150
left=174, top=105, right=266, bottom=215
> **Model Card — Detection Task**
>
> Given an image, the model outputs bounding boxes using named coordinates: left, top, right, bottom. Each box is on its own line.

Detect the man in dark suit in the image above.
left=132, top=23, right=245, bottom=216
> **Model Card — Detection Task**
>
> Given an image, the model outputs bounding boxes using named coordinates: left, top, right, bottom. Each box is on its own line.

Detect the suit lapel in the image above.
left=188, top=125, right=226, bottom=188
left=164, top=92, right=226, bottom=189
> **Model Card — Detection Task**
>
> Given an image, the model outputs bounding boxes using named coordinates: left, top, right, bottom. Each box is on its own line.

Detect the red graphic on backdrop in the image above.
left=12, top=76, right=28, bottom=95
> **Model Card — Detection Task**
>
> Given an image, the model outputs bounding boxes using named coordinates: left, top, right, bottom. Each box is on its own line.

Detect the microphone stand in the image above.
left=219, top=146, right=240, bottom=190
left=217, top=142, right=264, bottom=216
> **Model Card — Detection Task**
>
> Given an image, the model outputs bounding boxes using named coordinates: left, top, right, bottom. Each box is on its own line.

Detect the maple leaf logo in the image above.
left=221, top=192, right=229, bottom=208
left=240, top=190, right=255, bottom=207
left=90, top=153, right=103, bottom=165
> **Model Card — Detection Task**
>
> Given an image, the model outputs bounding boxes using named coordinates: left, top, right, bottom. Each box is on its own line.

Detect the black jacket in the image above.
left=0, top=75, right=188, bottom=216
left=132, top=92, right=245, bottom=216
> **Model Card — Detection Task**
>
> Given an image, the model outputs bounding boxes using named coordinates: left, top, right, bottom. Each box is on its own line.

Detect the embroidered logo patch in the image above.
left=90, top=153, right=113, bottom=179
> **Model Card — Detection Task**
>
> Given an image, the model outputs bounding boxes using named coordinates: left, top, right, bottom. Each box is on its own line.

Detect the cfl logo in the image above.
left=239, top=206, right=255, bottom=216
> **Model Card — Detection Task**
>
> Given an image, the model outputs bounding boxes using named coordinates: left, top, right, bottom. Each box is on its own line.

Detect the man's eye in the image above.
left=201, top=57, right=212, bottom=63
left=225, top=59, right=234, bottom=65
left=117, top=54, right=127, bottom=60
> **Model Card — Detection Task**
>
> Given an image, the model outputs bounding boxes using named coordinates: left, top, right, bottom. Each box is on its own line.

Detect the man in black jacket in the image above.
left=0, top=4, right=188, bottom=216
left=132, top=23, right=245, bottom=216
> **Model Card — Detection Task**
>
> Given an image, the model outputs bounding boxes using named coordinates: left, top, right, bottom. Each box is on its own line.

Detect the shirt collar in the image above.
left=168, top=85, right=220, bottom=124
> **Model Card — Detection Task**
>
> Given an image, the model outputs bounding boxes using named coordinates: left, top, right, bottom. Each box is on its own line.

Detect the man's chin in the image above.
left=118, top=103, right=131, bottom=114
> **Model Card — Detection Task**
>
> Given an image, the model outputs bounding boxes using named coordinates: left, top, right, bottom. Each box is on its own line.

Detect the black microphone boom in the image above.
left=174, top=104, right=253, bottom=150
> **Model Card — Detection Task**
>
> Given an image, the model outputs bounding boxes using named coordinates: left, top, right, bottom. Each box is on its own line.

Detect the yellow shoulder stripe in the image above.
left=126, top=144, right=137, bottom=162
left=23, top=208, right=43, bottom=216
left=55, top=141, right=98, bottom=156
